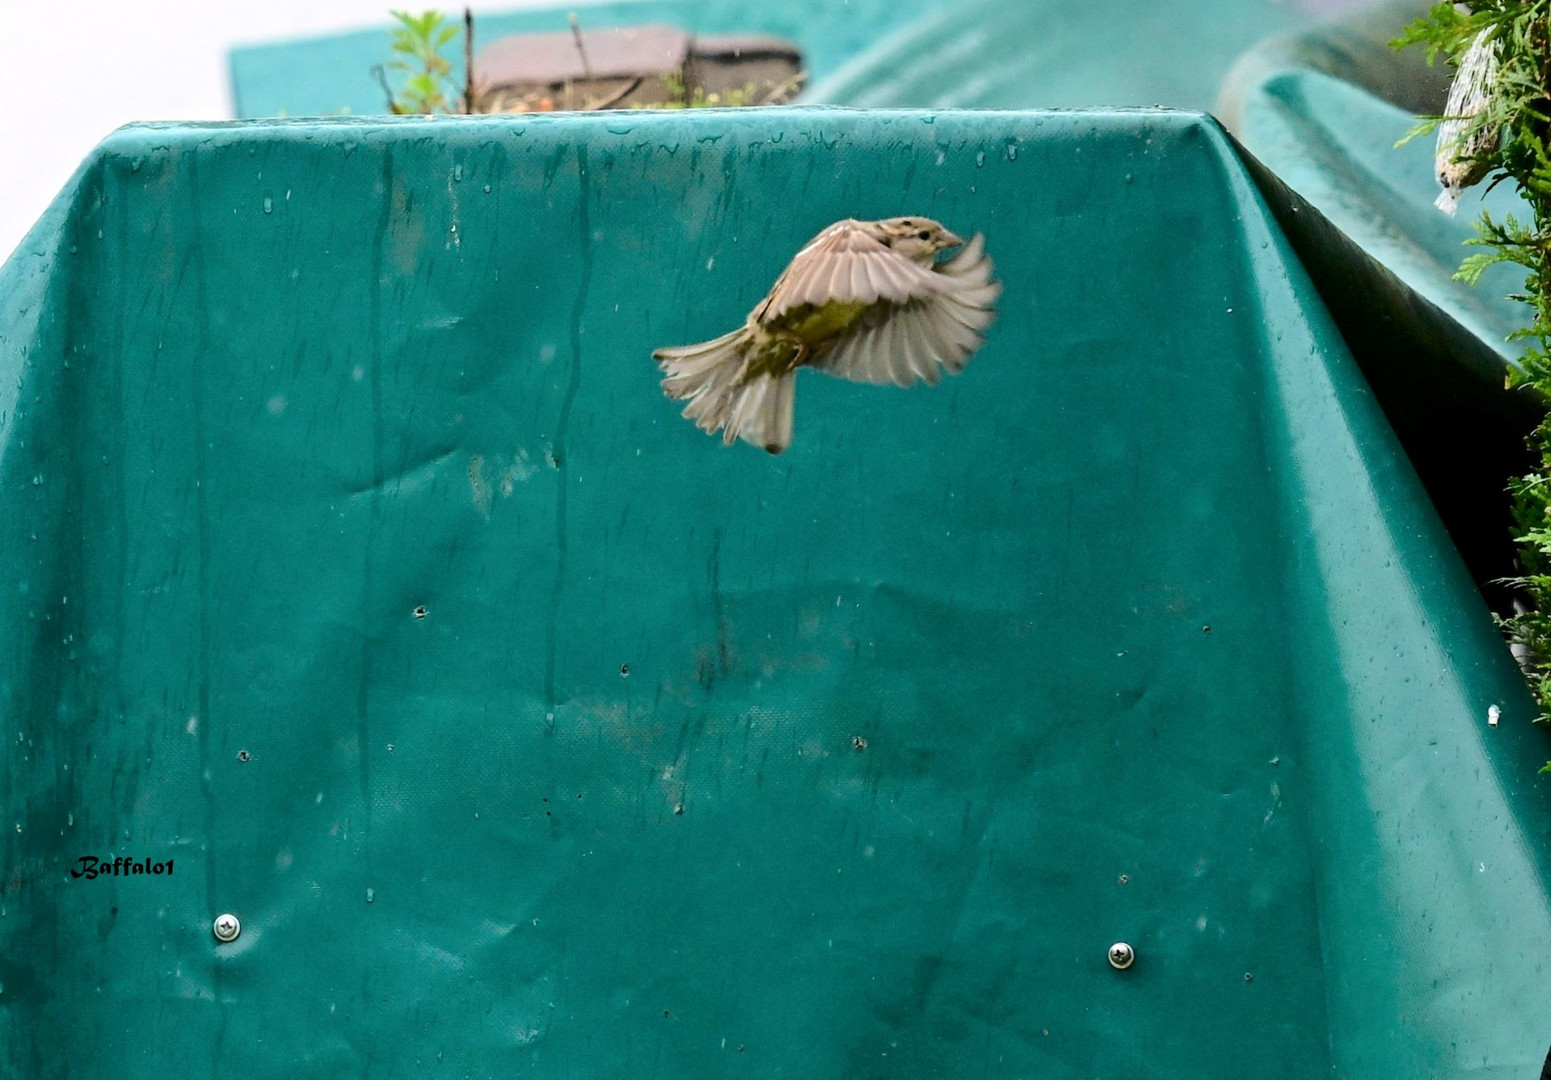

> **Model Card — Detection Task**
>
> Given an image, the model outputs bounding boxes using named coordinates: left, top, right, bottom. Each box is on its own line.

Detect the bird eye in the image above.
left=917, top=230, right=931, bottom=240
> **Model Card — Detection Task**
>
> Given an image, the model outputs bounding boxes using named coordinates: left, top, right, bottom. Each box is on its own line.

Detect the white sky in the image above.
left=0, top=1, right=527, bottom=262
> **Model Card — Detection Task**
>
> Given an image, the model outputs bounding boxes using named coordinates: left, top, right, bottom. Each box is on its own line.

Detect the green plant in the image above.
left=637, top=72, right=758, bottom=109
left=381, top=9, right=462, bottom=114
left=1396, top=2, right=1551, bottom=771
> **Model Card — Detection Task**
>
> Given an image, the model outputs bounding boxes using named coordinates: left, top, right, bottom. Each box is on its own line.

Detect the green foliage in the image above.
left=1398, top=2, right=1551, bottom=768
left=383, top=9, right=462, bottom=114
left=636, top=72, right=758, bottom=109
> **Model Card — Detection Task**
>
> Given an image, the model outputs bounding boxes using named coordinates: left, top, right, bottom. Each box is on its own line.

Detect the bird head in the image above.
left=875, top=217, right=965, bottom=263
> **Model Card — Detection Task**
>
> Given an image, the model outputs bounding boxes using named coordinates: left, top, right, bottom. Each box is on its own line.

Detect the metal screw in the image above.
left=1107, top=942, right=1135, bottom=970
left=212, top=913, right=241, bottom=943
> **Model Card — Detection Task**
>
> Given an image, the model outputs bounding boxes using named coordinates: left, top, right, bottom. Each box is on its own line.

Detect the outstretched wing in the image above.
left=812, top=233, right=1001, bottom=387
left=754, top=219, right=951, bottom=323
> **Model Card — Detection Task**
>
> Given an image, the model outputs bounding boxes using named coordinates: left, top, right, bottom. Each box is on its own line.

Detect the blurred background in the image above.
left=4, top=0, right=1383, bottom=263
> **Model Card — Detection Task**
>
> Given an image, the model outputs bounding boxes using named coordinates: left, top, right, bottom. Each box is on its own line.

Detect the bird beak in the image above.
left=939, top=229, right=965, bottom=248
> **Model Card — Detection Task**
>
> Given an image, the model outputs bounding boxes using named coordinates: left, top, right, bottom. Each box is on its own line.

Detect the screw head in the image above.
left=1107, top=941, right=1135, bottom=970
left=212, top=913, right=241, bottom=943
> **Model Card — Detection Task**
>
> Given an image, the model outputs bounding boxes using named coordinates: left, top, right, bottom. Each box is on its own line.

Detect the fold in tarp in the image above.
left=1, top=109, right=1549, bottom=1079
left=1217, top=1, right=1546, bottom=606
left=1219, top=1, right=1530, bottom=363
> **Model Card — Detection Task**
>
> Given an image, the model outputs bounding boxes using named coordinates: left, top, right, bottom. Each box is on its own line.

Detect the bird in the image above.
left=652, top=216, right=1000, bottom=453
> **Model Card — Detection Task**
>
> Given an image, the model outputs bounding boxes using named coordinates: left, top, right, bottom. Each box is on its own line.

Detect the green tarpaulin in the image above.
left=806, top=0, right=1312, bottom=109
left=229, top=0, right=1551, bottom=601
left=2, top=107, right=1548, bottom=1078
left=229, top=6, right=1551, bottom=598
left=1219, top=1, right=1531, bottom=362
left=1213, top=1, right=1546, bottom=615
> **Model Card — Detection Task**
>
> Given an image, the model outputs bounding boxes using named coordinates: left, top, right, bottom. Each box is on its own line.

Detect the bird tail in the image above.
left=653, top=329, right=796, bottom=454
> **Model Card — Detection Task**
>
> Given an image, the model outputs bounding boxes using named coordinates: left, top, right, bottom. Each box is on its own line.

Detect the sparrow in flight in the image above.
left=652, top=217, right=1000, bottom=453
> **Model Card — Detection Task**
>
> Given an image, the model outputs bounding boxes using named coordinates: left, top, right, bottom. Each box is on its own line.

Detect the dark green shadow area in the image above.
left=0, top=108, right=1548, bottom=1079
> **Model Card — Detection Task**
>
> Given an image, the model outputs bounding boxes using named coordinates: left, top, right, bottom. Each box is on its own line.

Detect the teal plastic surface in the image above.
left=805, top=0, right=1312, bottom=109
left=1234, top=143, right=1544, bottom=611
left=1225, top=56, right=1532, bottom=361
left=1217, top=0, right=1451, bottom=122
left=1215, top=2, right=1545, bottom=607
left=229, top=0, right=946, bottom=119
left=2, top=108, right=1549, bottom=1078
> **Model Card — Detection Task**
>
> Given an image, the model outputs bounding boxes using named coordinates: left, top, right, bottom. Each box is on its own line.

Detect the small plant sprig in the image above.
left=651, top=71, right=755, bottom=109
left=1396, top=2, right=1551, bottom=771
left=631, top=71, right=806, bottom=110
left=380, top=9, right=463, bottom=114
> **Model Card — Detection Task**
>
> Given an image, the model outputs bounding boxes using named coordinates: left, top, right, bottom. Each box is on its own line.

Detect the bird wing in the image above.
left=754, top=219, right=951, bottom=323
left=811, top=233, right=1001, bottom=387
